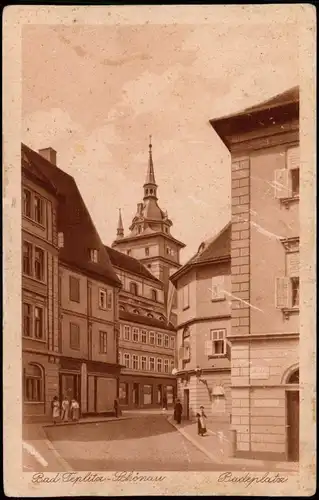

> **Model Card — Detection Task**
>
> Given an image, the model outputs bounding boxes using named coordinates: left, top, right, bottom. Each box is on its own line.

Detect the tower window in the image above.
left=150, top=189, right=153, bottom=195
left=145, top=248, right=149, bottom=256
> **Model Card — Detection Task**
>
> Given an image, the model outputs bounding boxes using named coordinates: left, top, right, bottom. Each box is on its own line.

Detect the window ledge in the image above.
left=280, top=195, right=299, bottom=208
left=24, top=401, right=44, bottom=405
left=22, top=336, right=46, bottom=343
left=282, top=307, right=299, bottom=320
left=23, top=274, right=46, bottom=285
left=23, top=214, right=46, bottom=229
left=208, top=354, right=227, bottom=359
left=211, top=298, right=226, bottom=303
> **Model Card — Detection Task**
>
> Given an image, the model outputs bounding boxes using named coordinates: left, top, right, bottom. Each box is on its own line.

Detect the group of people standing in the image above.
left=51, top=395, right=80, bottom=424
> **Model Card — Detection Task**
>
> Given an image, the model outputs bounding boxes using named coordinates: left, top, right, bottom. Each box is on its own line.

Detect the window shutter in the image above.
left=287, top=147, right=299, bottom=170
left=287, top=252, right=299, bottom=278
left=107, top=290, right=112, bottom=310
left=274, top=169, right=290, bottom=198
left=225, top=339, right=231, bottom=361
left=205, top=340, right=213, bottom=356
left=275, top=277, right=289, bottom=308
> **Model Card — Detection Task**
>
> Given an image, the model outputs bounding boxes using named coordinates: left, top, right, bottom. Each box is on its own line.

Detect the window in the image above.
left=34, top=307, right=44, bottom=339
left=145, top=248, right=149, bottom=256
left=69, top=276, right=80, bottom=302
left=149, top=357, right=155, bottom=371
left=123, top=325, right=130, bottom=341
left=132, top=355, right=139, bottom=370
left=70, top=322, right=80, bottom=350
left=211, top=276, right=225, bottom=301
left=130, top=282, right=138, bottom=295
left=291, top=169, right=300, bottom=196
left=164, top=335, right=169, bottom=348
left=156, top=333, right=163, bottom=347
left=164, top=359, right=169, bottom=373
left=99, top=289, right=112, bottom=310
left=149, top=331, right=155, bottom=345
left=132, top=327, right=139, bottom=342
left=141, top=330, right=147, bottom=344
left=141, top=356, right=147, bottom=370
left=89, top=249, right=98, bottom=263
left=23, top=303, right=32, bottom=337
left=147, top=313, right=154, bottom=318
left=24, top=364, right=43, bottom=402
left=151, top=289, right=157, bottom=301
left=34, top=247, right=45, bottom=281
left=182, top=327, right=190, bottom=345
left=182, top=285, right=190, bottom=309
left=23, top=189, right=31, bottom=217
left=170, top=337, right=175, bottom=350
left=23, top=241, right=32, bottom=276
left=119, top=351, right=122, bottom=365
left=99, top=331, right=108, bottom=353
left=291, top=277, right=300, bottom=307
left=124, top=353, right=130, bottom=368
left=205, top=329, right=226, bottom=356
left=34, top=196, right=43, bottom=224
left=157, top=358, right=163, bottom=372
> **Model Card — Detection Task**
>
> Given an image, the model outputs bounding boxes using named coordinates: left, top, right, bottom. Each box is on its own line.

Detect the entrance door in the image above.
left=133, top=383, right=139, bottom=407
left=286, top=390, right=299, bottom=461
left=61, top=374, right=80, bottom=401
left=157, top=385, right=163, bottom=406
left=184, top=389, right=190, bottom=420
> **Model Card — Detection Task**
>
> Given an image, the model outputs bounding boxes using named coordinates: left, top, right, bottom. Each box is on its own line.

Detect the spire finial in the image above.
left=116, top=208, right=124, bottom=238
left=144, top=135, right=156, bottom=187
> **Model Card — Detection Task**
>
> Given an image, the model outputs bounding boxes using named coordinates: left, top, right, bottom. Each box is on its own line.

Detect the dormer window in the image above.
left=145, top=247, right=150, bottom=256
left=89, top=249, right=98, bottom=263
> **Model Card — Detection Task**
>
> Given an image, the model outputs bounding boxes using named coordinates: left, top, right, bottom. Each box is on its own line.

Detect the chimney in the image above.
left=38, top=147, right=57, bottom=165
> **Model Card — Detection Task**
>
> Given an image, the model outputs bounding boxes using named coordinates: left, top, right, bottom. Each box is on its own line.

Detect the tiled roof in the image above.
left=119, top=310, right=175, bottom=331
left=243, top=86, right=299, bottom=113
left=105, top=245, right=162, bottom=284
left=170, top=222, right=231, bottom=283
left=22, top=144, right=121, bottom=288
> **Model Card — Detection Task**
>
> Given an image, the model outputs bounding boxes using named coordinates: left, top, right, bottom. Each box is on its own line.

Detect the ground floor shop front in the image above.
left=119, top=374, right=177, bottom=410
left=23, top=352, right=121, bottom=421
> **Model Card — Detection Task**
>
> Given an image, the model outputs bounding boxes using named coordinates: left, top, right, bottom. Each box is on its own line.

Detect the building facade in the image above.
left=111, top=139, right=185, bottom=315
left=170, top=224, right=232, bottom=421
left=210, top=87, right=300, bottom=461
left=23, top=145, right=122, bottom=417
left=106, top=245, right=177, bottom=408
left=22, top=146, right=60, bottom=421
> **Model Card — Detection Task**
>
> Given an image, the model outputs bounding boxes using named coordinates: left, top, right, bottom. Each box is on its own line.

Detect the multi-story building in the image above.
left=111, top=139, right=185, bottom=313
left=105, top=245, right=177, bottom=408
left=210, top=86, right=300, bottom=461
left=23, top=144, right=122, bottom=416
left=170, top=223, right=231, bottom=420
left=22, top=144, right=60, bottom=421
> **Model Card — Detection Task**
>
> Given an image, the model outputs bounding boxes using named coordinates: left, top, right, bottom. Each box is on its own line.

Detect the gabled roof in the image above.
left=210, top=86, right=299, bottom=150
left=105, top=245, right=162, bottom=285
left=170, top=222, right=231, bottom=283
left=22, top=144, right=121, bottom=288
left=119, top=310, right=175, bottom=331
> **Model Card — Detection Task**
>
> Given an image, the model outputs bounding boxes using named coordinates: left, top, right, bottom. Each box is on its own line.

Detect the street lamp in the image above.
left=172, top=368, right=178, bottom=376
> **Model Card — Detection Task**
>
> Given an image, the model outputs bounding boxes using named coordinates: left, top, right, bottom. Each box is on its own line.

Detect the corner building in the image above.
left=23, top=145, right=122, bottom=416
left=170, top=224, right=231, bottom=421
left=210, top=87, right=300, bottom=461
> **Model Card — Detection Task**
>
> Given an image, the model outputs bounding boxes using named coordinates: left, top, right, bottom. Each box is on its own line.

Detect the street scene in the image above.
left=19, top=7, right=304, bottom=478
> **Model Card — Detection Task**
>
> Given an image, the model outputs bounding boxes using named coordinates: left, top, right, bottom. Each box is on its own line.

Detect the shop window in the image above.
left=119, top=382, right=128, bottom=405
left=143, top=385, right=153, bottom=405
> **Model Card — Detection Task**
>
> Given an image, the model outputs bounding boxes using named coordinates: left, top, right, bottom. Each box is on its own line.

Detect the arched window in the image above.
left=287, top=369, right=299, bottom=384
left=150, top=189, right=153, bottom=195
left=182, top=326, right=190, bottom=345
left=151, top=289, right=157, bottom=302
left=130, top=282, right=138, bottom=295
left=147, top=313, right=154, bottom=318
left=24, top=363, right=44, bottom=402
left=133, top=308, right=140, bottom=315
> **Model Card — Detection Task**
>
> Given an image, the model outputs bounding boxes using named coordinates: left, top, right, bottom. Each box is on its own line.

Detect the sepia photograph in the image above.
left=3, top=4, right=316, bottom=497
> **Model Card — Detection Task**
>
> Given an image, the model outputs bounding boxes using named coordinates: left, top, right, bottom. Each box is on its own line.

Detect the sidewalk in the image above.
left=167, top=416, right=299, bottom=473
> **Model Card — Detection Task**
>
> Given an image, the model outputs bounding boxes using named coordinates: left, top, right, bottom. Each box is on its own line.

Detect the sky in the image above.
left=22, top=16, right=299, bottom=263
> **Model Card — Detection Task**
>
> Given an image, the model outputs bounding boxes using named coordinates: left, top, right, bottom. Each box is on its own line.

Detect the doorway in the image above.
left=286, top=390, right=299, bottom=461
left=133, top=383, right=139, bottom=407
left=60, top=373, right=80, bottom=402
left=157, top=385, right=163, bottom=406
left=184, top=389, right=190, bottom=420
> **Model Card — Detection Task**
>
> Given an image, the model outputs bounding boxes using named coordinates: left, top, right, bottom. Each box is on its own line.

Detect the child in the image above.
left=196, top=406, right=207, bottom=436
left=51, top=396, right=60, bottom=424
left=70, top=399, right=80, bottom=421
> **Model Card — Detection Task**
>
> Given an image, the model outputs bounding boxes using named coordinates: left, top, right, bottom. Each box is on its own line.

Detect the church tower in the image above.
left=112, top=137, right=185, bottom=290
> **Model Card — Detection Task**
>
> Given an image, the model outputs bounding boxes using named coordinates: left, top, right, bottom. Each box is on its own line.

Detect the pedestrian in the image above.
left=114, top=398, right=120, bottom=418
left=70, top=398, right=80, bottom=421
left=51, top=396, right=60, bottom=425
left=61, top=395, right=70, bottom=422
left=196, top=406, right=207, bottom=436
left=174, top=399, right=183, bottom=424
left=162, top=393, right=168, bottom=411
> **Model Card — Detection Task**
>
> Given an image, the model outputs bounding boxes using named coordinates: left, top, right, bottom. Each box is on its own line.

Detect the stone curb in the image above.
left=43, top=416, right=131, bottom=428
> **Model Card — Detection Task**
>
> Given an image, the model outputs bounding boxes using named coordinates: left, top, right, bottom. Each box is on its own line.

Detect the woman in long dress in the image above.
left=196, top=406, right=207, bottom=436
left=51, top=396, right=60, bottom=424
